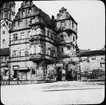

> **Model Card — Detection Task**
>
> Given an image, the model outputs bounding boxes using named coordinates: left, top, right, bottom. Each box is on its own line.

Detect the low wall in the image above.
left=0, top=80, right=46, bottom=85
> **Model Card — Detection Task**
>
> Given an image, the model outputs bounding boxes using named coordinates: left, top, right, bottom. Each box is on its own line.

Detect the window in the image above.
left=6, top=21, right=8, bottom=26
left=48, top=30, right=51, bottom=38
left=101, top=57, right=105, bottom=60
left=25, top=50, right=29, bottom=56
left=21, top=10, right=25, bottom=16
left=2, top=39, right=6, bottom=44
left=100, top=63, right=105, bottom=68
left=18, top=20, right=22, bottom=26
left=67, top=46, right=71, bottom=50
left=20, top=50, right=25, bottom=56
left=35, top=45, right=41, bottom=54
left=13, top=34, right=18, bottom=40
left=28, top=8, right=31, bottom=14
left=61, top=21, right=65, bottom=29
left=32, top=69, right=35, bottom=74
left=47, top=30, right=49, bottom=37
left=60, top=34, right=63, bottom=40
left=73, top=36, right=75, bottom=41
left=61, top=47, right=63, bottom=52
left=4, top=70, right=8, bottom=76
left=3, top=31, right=5, bottom=34
left=72, top=21, right=74, bottom=28
left=20, top=32, right=25, bottom=39
left=12, top=50, right=17, bottom=57
left=9, top=24, right=11, bottom=28
left=92, top=57, right=96, bottom=60
left=28, top=31, right=30, bottom=37
left=47, top=48, right=51, bottom=55
left=5, top=11, right=8, bottom=18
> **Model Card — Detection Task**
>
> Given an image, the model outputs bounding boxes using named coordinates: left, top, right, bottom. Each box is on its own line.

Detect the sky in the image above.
left=15, top=1, right=105, bottom=50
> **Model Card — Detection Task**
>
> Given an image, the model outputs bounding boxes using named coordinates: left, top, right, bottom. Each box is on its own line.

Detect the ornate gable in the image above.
left=57, top=7, right=71, bottom=21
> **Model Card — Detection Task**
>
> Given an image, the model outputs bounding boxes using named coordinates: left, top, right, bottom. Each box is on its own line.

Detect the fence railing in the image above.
left=0, top=80, right=47, bottom=85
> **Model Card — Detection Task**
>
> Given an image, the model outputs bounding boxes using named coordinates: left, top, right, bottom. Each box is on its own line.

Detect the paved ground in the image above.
left=1, top=81, right=105, bottom=105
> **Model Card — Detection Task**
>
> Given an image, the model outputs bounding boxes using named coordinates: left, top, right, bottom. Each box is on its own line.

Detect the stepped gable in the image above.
left=10, top=1, right=54, bottom=32
left=56, top=7, right=77, bottom=24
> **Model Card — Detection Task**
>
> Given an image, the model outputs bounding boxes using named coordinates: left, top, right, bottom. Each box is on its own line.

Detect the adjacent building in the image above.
left=0, top=1, right=15, bottom=80
left=78, top=48, right=105, bottom=80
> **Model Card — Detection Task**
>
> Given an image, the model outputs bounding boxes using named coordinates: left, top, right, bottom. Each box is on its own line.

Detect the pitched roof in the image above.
left=0, top=48, right=9, bottom=56
left=38, top=8, right=54, bottom=29
left=78, top=49, right=105, bottom=57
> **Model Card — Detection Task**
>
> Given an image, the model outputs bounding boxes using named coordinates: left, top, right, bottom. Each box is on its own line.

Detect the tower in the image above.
left=0, top=1, right=15, bottom=48
left=55, top=7, right=78, bottom=80
left=56, top=7, right=78, bottom=59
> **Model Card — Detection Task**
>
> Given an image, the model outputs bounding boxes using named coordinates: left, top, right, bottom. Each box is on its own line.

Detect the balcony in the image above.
left=29, top=53, right=56, bottom=64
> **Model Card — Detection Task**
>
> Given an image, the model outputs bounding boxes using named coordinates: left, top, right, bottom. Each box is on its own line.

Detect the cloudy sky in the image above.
left=15, top=1, right=105, bottom=50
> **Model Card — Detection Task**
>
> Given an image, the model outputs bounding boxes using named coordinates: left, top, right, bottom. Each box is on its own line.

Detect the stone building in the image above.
left=79, top=48, right=105, bottom=72
left=9, top=1, right=57, bottom=80
left=8, top=1, right=79, bottom=80
left=55, top=7, right=79, bottom=80
left=0, top=1, right=15, bottom=80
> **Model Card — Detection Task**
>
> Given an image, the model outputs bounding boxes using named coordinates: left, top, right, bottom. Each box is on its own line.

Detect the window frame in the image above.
left=13, top=33, right=18, bottom=40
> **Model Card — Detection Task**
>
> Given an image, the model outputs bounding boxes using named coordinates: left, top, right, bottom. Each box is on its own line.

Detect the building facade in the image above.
left=0, top=1, right=15, bottom=80
left=2, top=1, right=79, bottom=81
left=79, top=49, right=105, bottom=72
